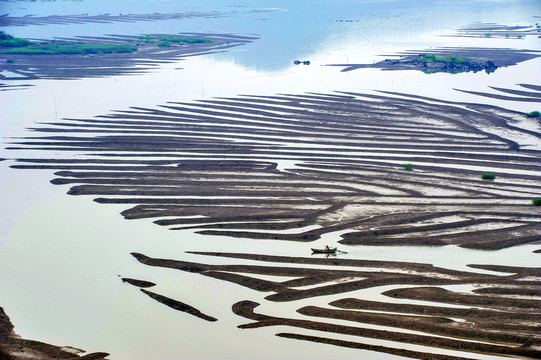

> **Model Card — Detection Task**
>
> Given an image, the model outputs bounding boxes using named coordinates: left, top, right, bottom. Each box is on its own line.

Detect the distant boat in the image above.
left=311, top=246, right=337, bottom=253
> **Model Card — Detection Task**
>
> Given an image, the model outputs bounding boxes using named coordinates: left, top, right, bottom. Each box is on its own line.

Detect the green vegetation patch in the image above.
left=526, top=111, right=541, bottom=118
left=1, top=31, right=138, bottom=55
left=0, top=41, right=138, bottom=55
left=0, top=37, right=34, bottom=48
left=138, top=34, right=212, bottom=45
left=158, top=35, right=212, bottom=44
left=419, top=54, right=470, bottom=63
left=422, top=69, right=465, bottom=75
left=0, top=32, right=211, bottom=56
left=402, top=163, right=413, bottom=170
left=0, top=31, right=34, bottom=48
left=481, top=173, right=496, bottom=180
left=157, top=42, right=171, bottom=48
left=532, top=198, right=541, bottom=206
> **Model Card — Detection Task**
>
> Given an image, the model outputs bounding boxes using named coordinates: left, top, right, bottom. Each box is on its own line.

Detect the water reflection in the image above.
left=3, top=0, right=540, bottom=72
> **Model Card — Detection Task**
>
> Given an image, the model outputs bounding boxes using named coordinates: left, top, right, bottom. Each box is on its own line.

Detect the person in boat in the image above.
left=325, top=245, right=330, bottom=250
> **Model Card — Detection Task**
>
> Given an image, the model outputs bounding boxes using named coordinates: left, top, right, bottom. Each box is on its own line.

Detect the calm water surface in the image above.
left=1, top=1, right=540, bottom=359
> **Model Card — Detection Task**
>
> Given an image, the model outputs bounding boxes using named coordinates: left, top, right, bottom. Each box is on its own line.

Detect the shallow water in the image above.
left=1, top=1, right=541, bottom=359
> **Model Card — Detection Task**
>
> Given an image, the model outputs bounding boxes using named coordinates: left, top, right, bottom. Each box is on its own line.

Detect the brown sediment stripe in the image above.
left=472, top=287, right=541, bottom=296
left=128, top=249, right=540, bottom=357
left=0, top=11, right=275, bottom=28
left=519, top=84, right=541, bottom=92
left=140, top=289, right=217, bottom=322
left=464, top=264, right=541, bottom=276
left=298, top=305, right=537, bottom=344
left=121, top=278, right=156, bottom=288
left=488, top=86, right=541, bottom=98
left=330, top=298, right=540, bottom=320
left=132, top=251, right=540, bottom=301
left=9, top=92, right=541, bottom=249
left=232, top=300, right=541, bottom=358
left=276, top=333, right=478, bottom=360
left=183, top=251, right=490, bottom=276
left=455, top=89, right=541, bottom=103
left=382, top=286, right=541, bottom=309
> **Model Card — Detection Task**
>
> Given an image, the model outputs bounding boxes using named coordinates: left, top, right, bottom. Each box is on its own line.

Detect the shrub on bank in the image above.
left=526, top=111, right=540, bottom=118
left=482, top=173, right=496, bottom=180
left=402, top=163, right=413, bottom=170
left=533, top=198, right=541, bottom=206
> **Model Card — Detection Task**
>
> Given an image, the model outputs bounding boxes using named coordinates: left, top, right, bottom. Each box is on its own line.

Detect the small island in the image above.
left=377, top=53, right=497, bottom=74
left=328, top=47, right=541, bottom=74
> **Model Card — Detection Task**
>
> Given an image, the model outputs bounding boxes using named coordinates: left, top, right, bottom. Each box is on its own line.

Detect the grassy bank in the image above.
left=0, top=32, right=214, bottom=55
left=138, top=34, right=212, bottom=48
left=419, top=54, right=470, bottom=63
left=0, top=32, right=138, bottom=55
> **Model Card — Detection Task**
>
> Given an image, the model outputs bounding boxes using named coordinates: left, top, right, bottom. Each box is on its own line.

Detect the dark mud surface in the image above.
left=0, top=10, right=274, bottom=28
left=0, top=33, right=257, bottom=82
left=140, top=289, right=217, bottom=322
left=0, top=82, right=33, bottom=91
left=129, top=251, right=541, bottom=360
left=3, top=9, right=541, bottom=360
left=121, top=277, right=156, bottom=288
left=0, top=307, right=109, bottom=359
left=456, top=87, right=541, bottom=103
left=5, top=59, right=541, bottom=359
left=10, top=90, right=541, bottom=250
left=328, top=47, right=541, bottom=73
left=451, top=22, right=541, bottom=39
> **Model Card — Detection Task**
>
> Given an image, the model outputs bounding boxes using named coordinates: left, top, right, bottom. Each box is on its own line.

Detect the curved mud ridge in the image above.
left=9, top=90, right=541, bottom=250
left=130, top=251, right=541, bottom=360
left=140, top=289, right=217, bottom=322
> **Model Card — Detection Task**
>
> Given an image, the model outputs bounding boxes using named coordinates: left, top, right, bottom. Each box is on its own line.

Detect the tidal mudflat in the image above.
left=9, top=91, right=541, bottom=251
left=7, top=90, right=541, bottom=359
left=0, top=33, right=257, bottom=81
left=129, top=251, right=541, bottom=359
left=1, top=1, right=541, bottom=360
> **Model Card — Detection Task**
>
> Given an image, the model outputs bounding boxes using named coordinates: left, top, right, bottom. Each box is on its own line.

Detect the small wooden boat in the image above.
left=311, top=247, right=337, bottom=253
